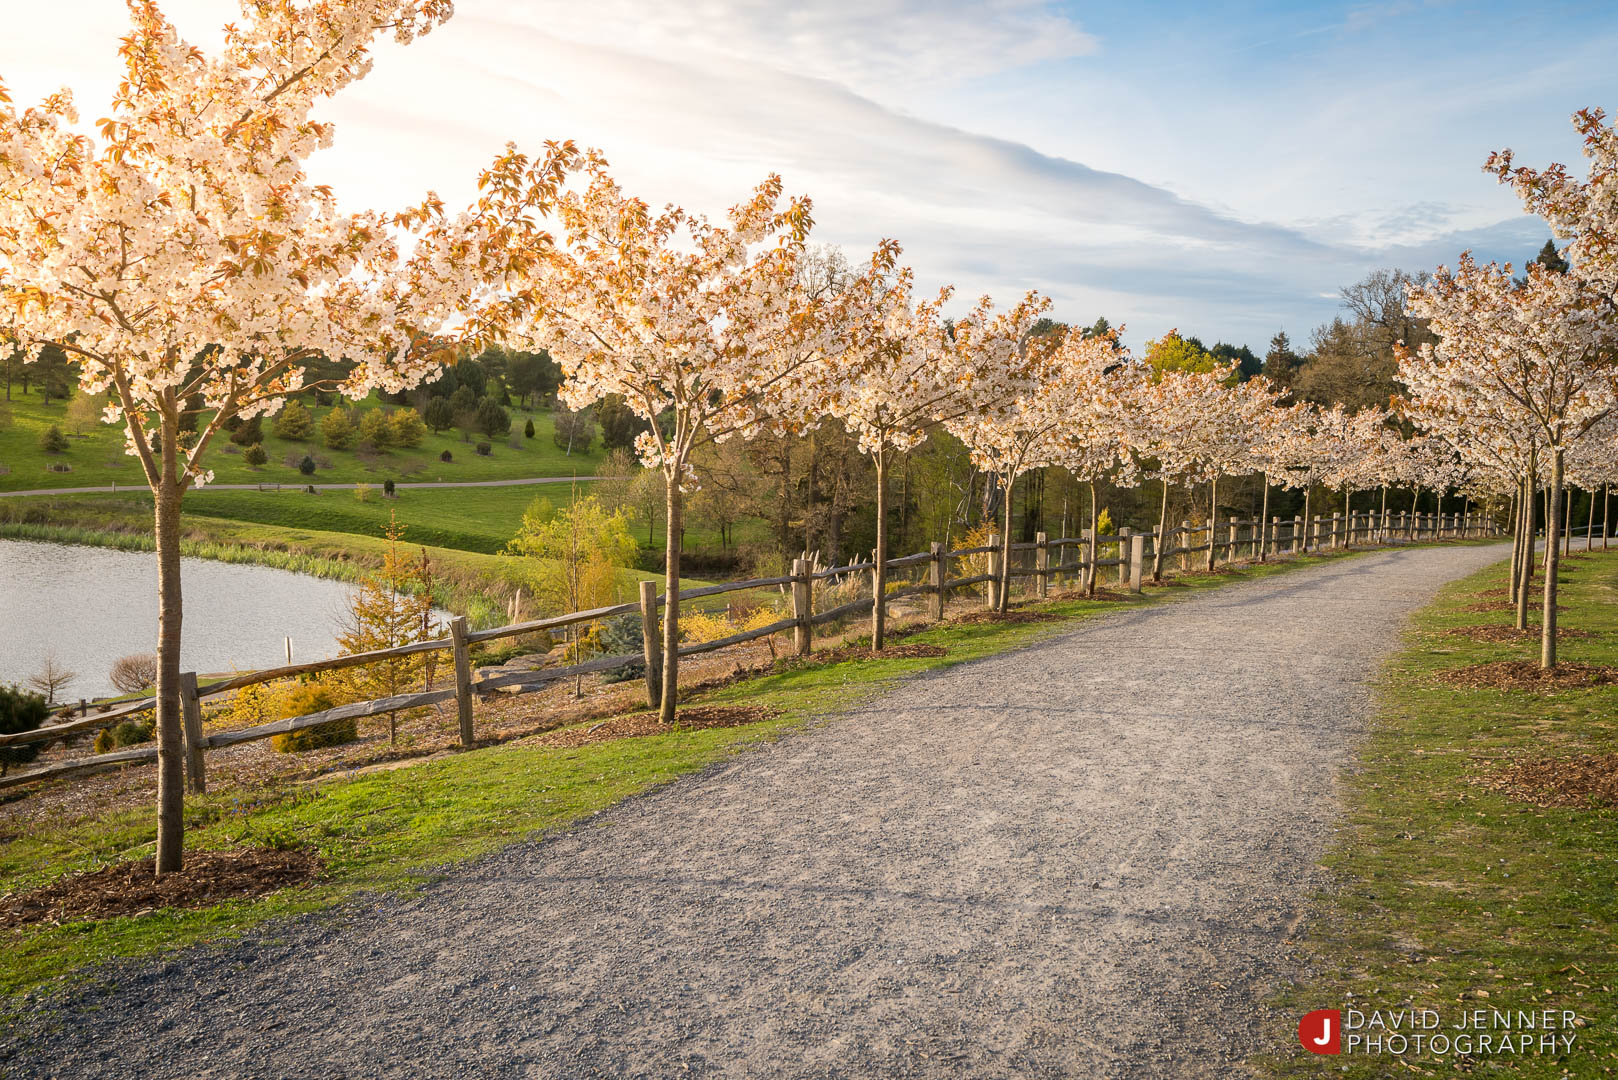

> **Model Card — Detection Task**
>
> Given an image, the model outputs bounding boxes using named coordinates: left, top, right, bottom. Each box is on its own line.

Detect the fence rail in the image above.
left=0, top=507, right=1500, bottom=793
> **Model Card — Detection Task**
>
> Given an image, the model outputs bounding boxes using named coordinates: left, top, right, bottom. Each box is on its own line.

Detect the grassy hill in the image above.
left=0, top=386, right=604, bottom=492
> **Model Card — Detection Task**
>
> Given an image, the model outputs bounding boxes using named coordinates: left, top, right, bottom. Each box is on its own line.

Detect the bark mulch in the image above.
left=0, top=848, right=320, bottom=930
left=1478, top=752, right=1618, bottom=809
left=1445, top=625, right=1593, bottom=643
left=792, top=642, right=949, bottom=664
left=1461, top=600, right=1561, bottom=614
left=1436, top=660, right=1618, bottom=691
left=1042, top=589, right=1131, bottom=604
left=528, top=705, right=781, bottom=750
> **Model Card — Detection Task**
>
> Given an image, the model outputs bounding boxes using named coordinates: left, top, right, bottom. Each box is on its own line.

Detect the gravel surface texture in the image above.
left=4, top=543, right=1506, bottom=1079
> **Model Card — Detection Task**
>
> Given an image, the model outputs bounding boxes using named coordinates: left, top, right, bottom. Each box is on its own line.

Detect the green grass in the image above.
left=0, top=387, right=602, bottom=491
left=0, top=547, right=1374, bottom=1001
left=1259, top=548, right=1618, bottom=1078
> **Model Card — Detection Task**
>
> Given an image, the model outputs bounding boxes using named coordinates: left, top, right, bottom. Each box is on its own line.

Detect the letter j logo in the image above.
left=1299, top=1009, right=1341, bottom=1055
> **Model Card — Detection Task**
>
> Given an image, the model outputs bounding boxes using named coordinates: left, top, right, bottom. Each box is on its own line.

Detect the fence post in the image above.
left=179, top=670, right=206, bottom=795
left=792, top=558, right=813, bottom=655
left=449, top=616, right=474, bottom=748
left=1129, top=533, right=1144, bottom=593
left=1035, top=531, right=1049, bottom=599
left=1291, top=515, right=1301, bottom=554
left=1266, top=516, right=1278, bottom=561
left=638, top=580, right=662, bottom=710
left=1330, top=512, right=1341, bottom=549
left=987, top=534, right=1003, bottom=610
left=1180, top=520, right=1191, bottom=573
left=929, top=543, right=946, bottom=621
left=1116, top=528, right=1131, bottom=586
left=1225, top=517, right=1237, bottom=566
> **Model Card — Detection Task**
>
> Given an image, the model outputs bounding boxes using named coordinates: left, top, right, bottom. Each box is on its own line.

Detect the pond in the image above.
left=0, top=539, right=426, bottom=701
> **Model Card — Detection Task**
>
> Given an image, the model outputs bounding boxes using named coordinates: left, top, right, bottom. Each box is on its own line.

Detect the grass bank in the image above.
left=1260, top=547, right=1617, bottom=1078
left=0, top=387, right=603, bottom=492
left=0, top=545, right=1380, bottom=1001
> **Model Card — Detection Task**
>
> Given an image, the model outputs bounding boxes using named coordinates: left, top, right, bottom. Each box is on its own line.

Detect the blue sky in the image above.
left=5, top=1, right=1615, bottom=350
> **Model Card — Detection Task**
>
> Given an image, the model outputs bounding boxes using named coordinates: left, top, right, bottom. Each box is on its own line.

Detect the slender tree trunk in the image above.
left=1508, top=483, right=1523, bottom=606
left=1604, top=483, right=1610, bottom=551
left=1379, top=485, right=1388, bottom=543
left=1564, top=487, right=1573, bottom=558
left=1301, top=486, right=1311, bottom=552
left=660, top=473, right=683, bottom=725
left=1516, top=466, right=1537, bottom=633
left=153, top=459, right=186, bottom=876
left=1408, top=487, right=1420, bottom=540
left=999, top=471, right=1016, bottom=612
left=872, top=447, right=889, bottom=650
left=1205, top=476, right=1218, bottom=572
left=1086, top=481, right=1099, bottom=597
left=1153, top=480, right=1170, bottom=581
left=1258, top=479, right=1270, bottom=562
left=1543, top=449, right=1565, bottom=669
left=1587, top=483, right=1597, bottom=552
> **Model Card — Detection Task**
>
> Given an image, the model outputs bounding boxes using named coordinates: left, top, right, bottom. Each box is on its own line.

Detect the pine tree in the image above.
left=333, top=513, right=440, bottom=744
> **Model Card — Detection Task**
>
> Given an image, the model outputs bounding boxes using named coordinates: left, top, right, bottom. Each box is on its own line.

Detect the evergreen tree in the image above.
left=1529, top=239, right=1570, bottom=275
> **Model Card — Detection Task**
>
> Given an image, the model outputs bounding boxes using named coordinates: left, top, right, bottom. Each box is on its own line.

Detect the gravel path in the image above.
left=5, top=543, right=1505, bottom=1079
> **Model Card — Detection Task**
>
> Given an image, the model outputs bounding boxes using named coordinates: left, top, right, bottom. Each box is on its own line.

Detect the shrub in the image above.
left=354, top=482, right=373, bottom=503
left=274, top=399, right=314, bottom=440
left=108, top=653, right=157, bottom=694
left=244, top=443, right=268, bottom=467
left=423, top=397, right=455, bottom=433
left=475, top=441, right=492, bottom=456
left=298, top=454, right=317, bottom=476
left=597, top=614, right=646, bottom=684
left=389, top=407, right=427, bottom=448
left=383, top=478, right=396, bottom=497
left=322, top=407, right=356, bottom=450
left=524, top=417, right=535, bottom=439
left=439, top=449, right=453, bottom=463
left=0, top=684, right=50, bottom=776
left=476, top=398, right=510, bottom=437
left=271, top=683, right=357, bottom=753
left=39, top=425, right=68, bottom=453
left=305, top=484, right=317, bottom=494
left=229, top=414, right=263, bottom=446
left=357, top=408, right=392, bottom=450
left=93, top=714, right=156, bottom=754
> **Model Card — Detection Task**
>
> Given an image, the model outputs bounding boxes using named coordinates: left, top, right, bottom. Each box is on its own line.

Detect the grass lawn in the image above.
left=0, top=387, right=603, bottom=492
left=1259, top=548, right=1617, bottom=1078
left=0, top=546, right=1391, bottom=1003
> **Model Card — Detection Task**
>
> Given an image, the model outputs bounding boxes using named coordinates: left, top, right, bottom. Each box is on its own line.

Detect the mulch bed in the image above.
left=1043, top=589, right=1131, bottom=603
left=1445, top=625, right=1593, bottom=643
left=0, top=848, right=321, bottom=930
left=1461, top=600, right=1561, bottom=614
left=530, top=704, right=780, bottom=749
left=955, top=609, right=1066, bottom=625
left=1478, top=752, right=1618, bottom=809
left=1435, top=661, right=1618, bottom=691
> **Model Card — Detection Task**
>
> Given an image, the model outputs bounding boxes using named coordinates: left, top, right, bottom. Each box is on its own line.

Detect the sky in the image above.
left=3, top=0, right=1614, bottom=351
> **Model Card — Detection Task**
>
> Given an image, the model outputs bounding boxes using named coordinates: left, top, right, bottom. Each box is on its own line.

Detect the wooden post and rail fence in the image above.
left=0, top=508, right=1499, bottom=794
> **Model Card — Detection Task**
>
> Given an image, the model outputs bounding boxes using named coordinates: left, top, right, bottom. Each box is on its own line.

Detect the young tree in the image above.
left=274, top=399, right=314, bottom=440
left=333, top=514, right=439, bottom=745
left=26, top=649, right=76, bottom=706
left=423, top=396, right=455, bottom=434
left=109, top=653, right=159, bottom=695
left=523, top=162, right=817, bottom=722
left=0, top=0, right=580, bottom=872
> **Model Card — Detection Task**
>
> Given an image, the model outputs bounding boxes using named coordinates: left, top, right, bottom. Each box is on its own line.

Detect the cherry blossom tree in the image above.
left=1405, top=256, right=1618, bottom=666
left=0, top=0, right=578, bottom=872
left=527, top=159, right=819, bottom=721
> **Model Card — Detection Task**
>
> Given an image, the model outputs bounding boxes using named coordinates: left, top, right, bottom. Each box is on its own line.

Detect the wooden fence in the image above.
left=0, top=507, right=1497, bottom=794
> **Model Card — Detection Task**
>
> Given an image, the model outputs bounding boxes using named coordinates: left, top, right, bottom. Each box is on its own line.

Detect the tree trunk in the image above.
left=1604, top=483, right=1610, bottom=551
left=1085, top=481, right=1099, bottom=597
left=1152, top=480, right=1170, bottom=581
left=1302, top=487, right=1311, bottom=552
left=660, top=473, right=683, bottom=725
left=1378, top=485, right=1388, bottom=543
left=1516, top=468, right=1536, bottom=633
left=872, top=448, right=889, bottom=649
left=1205, top=476, right=1218, bottom=572
left=1508, top=482, right=1523, bottom=606
left=1587, top=483, right=1597, bottom=552
left=999, top=471, right=1016, bottom=612
left=153, top=469, right=186, bottom=875
left=1258, top=479, right=1270, bottom=562
left=1542, top=448, right=1564, bottom=669
left=1408, top=487, right=1419, bottom=540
